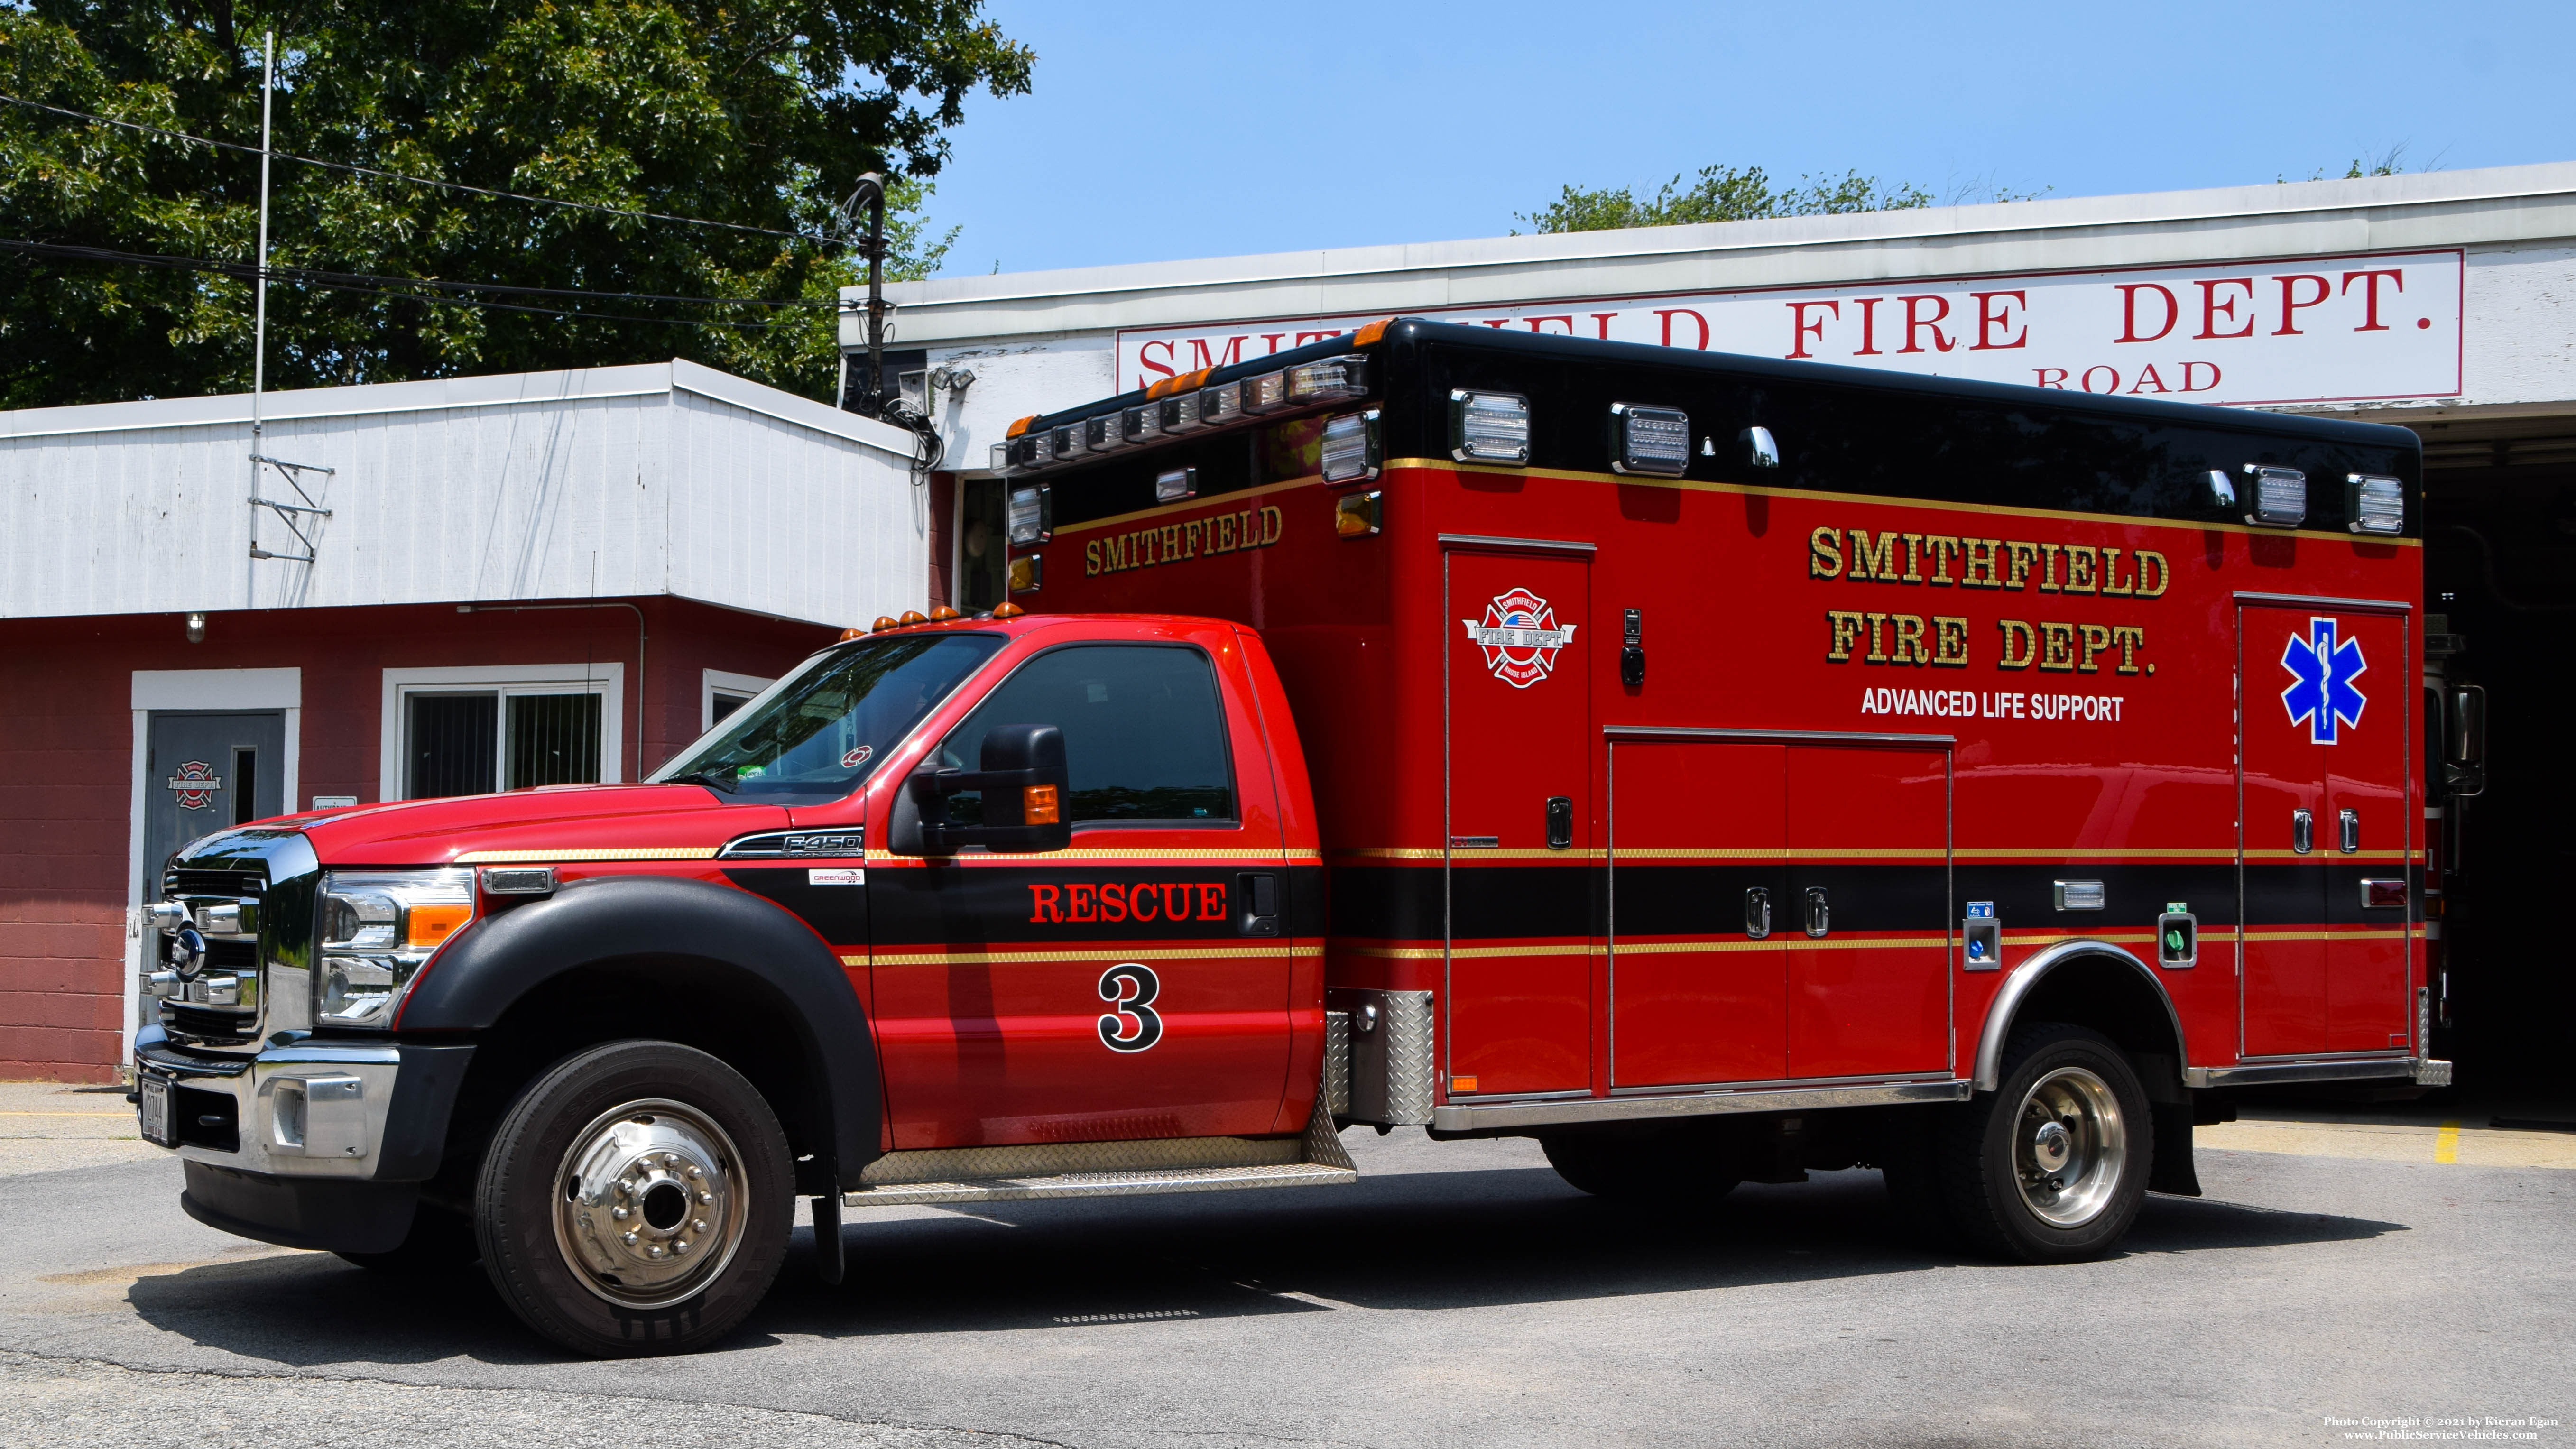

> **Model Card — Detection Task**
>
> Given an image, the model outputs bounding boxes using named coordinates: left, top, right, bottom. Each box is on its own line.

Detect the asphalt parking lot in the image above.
left=1, top=1083, right=2567, bottom=1449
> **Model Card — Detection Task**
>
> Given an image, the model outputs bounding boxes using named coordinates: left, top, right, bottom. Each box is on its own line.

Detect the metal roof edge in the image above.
left=665, top=358, right=920, bottom=458
left=859, top=161, right=2576, bottom=325
left=0, top=362, right=684, bottom=441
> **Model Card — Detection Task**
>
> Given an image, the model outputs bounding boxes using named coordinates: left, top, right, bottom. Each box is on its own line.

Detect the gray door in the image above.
left=144, top=711, right=286, bottom=885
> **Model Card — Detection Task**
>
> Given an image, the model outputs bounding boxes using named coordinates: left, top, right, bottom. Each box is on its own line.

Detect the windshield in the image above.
left=652, top=633, right=1005, bottom=805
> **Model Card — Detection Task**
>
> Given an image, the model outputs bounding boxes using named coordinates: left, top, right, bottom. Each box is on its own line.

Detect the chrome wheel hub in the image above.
left=2013, top=1067, right=2125, bottom=1228
left=552, top=1099, right=746, bottom=1309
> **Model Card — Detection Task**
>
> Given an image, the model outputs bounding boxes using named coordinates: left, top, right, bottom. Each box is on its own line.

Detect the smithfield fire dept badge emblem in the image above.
left=166, top=760, right=222, bottom=811
left=1463, top=588, right=1577, bottom=689
left=2281, top=616, right=2367, bottom=744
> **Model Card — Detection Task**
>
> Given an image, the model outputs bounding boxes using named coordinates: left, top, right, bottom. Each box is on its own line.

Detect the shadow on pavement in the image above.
left=120, top=1165, right=2404, bottom=1362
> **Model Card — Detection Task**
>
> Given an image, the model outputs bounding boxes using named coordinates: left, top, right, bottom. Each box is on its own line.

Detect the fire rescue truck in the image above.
left=134, top=320, right=2444, bottom=1356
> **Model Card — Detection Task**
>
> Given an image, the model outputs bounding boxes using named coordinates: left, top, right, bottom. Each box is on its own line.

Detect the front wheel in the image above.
left=476, top=1040, right=792, bottom=1356
left=1938, top=1021, right=2151, bottom=1263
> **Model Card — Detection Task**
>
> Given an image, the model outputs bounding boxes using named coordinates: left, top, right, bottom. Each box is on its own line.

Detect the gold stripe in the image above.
left=2239, top=928, right=2410, bottom=941
left=453, top=847, right=719, bottom=864
left=2243, top=850, right=2410, bottom=861
left=863, top=848, right=1320, bottom=864
left=1955, top=847, right=2238, bottom=860
left=1049, top=474, right=1321, bottom=538
left=860, top=944, right=1323, bottom=967
left=1389, top=458, right=2422, bottom=548
left=2003, top=930, right=2158, bottom=945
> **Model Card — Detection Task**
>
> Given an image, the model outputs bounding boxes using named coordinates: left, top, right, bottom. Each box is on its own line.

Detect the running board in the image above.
left=843, top=1099, right=1357, bottom=1209
left=842, top=1158, right=1355, bottom=1208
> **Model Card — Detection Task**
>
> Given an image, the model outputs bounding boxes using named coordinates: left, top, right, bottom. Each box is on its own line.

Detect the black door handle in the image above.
left=1745, top=886, right=1771, bottom=940
left=1804, top=886, right=1830, bottom=939
left=1237, top=872, right=1279, bottom=937
left=1545, top=796, right=1573, bottom=850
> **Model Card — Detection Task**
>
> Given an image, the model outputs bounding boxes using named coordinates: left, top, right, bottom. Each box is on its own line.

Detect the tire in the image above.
left=475, top=1040, right=792, bottom=1357
left=1937, top=1021, right=2152, bottom=1264
left=335, top=1204, right=479, bottom=1277
left=1540, top=1130, right=1739, bottom=1202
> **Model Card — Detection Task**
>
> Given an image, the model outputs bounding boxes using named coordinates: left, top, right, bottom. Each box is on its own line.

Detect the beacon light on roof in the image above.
left=1157, top=390, right=1203, bottom=433
left=1008, top=431, right=1054, bottom=471
left=2347, top=474, right=2405, bottom=535
left=1082, top=413, right=1128, bottom=454
left=1320, top=410, right=1381, bottom=485
left=1286, top=355, right=1368, bottom=405
left=1120, top=403, right=1160, bottom=445
left=1450, top=389, right=1531, bottom=466
left=1609, top=403, right=1689, bottom=477
left=2244, top=465, right=2308, bottom=528
left=1238, top=370, right=1291, bottom=415
left=1006, top=484, right=1052, bottom=545
left=1048, top=423, right=1080, bottom=461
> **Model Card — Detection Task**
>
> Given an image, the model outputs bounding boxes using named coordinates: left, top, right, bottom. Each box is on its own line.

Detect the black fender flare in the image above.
left=400, top=874, right=879, bottom=1186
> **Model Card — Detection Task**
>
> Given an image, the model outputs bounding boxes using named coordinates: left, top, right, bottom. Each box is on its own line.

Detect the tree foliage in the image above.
left=1517, top=164, right=1935, bottom=234
left=0, top=1, right=1032, bottom=408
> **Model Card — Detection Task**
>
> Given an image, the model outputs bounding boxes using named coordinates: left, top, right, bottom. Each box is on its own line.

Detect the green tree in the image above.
left=1517, top=164, right=1935, bottom=234
left=0, top=2, right=1032, bottom=408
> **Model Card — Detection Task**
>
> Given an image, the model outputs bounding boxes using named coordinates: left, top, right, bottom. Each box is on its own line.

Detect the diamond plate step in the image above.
left=844, top=1158, right=1355, bottom=1208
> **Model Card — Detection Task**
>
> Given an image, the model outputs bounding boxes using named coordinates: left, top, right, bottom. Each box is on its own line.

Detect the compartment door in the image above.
left=1444, top=547, right=1593, bottom=1097
left=1782, top=743, right=1951, bottom=1078
left=1608, top=740, right=1788, bottom=1088
left=2238, top=604, right=2342, bottom=1056
left=2320, top=612, right=2414, bottom=1050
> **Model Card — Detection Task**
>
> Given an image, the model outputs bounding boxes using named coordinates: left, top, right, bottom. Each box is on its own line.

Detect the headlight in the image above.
left=316, top=869, right=473, bottom=1028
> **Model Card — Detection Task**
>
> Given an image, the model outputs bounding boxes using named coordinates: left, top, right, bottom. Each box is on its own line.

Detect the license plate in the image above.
left=138, top=1074, right=175, bottom=1148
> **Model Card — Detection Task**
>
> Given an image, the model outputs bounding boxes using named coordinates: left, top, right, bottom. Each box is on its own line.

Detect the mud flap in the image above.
left=812, top=1192, right=844, bottom=1284
left=2147, top=1104, right=2201, bottom=1197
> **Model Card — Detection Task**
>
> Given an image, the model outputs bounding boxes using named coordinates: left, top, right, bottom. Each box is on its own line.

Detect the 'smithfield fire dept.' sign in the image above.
left=1118, top=248, right=2464, bottom=409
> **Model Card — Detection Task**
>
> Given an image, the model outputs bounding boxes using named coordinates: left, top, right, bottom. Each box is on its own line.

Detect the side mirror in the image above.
left=904, top=723, right=1072, bottom=854
left=2446, top=685, right=2486, bottom=798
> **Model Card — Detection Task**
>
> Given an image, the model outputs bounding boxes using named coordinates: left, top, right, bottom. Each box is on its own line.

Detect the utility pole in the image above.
left=838, top=171, right=888, bottom=415
left=244, top=30, right=333, bottom=587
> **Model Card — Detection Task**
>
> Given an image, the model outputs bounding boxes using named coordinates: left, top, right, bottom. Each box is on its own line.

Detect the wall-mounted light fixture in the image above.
left=185, top=612, right=206, bottom=644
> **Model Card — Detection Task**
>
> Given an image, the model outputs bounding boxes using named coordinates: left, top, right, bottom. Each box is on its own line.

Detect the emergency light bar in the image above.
left=1002, top=357, right=1373, bottom=479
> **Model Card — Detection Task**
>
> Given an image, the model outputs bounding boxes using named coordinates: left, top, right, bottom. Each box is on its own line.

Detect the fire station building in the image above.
left=0, top=360, right=925, bottom=1080
left=868, top=161, right=2576, bottom=1091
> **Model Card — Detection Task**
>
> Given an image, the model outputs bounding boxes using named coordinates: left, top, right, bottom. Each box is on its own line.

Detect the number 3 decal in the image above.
left=1097, top=963, right=1163, bottom=1052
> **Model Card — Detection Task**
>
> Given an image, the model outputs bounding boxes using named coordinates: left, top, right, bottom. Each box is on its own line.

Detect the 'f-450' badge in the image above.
left=2281, top=616, right=2366, bottom=744
left=1463, top=588, right=1577, bottom=688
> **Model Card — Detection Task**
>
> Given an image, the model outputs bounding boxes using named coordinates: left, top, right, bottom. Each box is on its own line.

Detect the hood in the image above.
left=296, top=784, right=790, bottom=867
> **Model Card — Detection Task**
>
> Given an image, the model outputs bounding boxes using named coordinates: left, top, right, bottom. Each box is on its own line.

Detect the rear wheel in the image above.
left=1540, top=1130, right=1739, bottom=1202
left=476, top=1040, right=791, bottom=1356
left=1938, top=1022, right=2151, bottom=1263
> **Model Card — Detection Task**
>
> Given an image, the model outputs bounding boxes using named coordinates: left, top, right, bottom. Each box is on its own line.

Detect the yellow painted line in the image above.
left=862, top=944, right=1323, bottom=967
left=1388, top=458, right=2421, bottom=547
left=2435, top=1119, right=2461, bottom=1163
left=455, top=847, right=719, bottom=863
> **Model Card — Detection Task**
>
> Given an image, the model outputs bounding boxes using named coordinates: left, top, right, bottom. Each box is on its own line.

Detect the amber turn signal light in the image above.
left=406, top=902, right=473, bottom=951
left=1023, top=784, right=1060, bottom=825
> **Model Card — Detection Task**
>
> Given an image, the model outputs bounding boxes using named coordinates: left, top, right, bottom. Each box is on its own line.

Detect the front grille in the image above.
left=168, top=869, right=264, bottom=900
left=163, top=1003, right=257, bottom=1043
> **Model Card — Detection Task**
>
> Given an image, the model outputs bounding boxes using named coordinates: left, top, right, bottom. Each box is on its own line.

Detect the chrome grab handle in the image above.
left=2292, top=809, right=2314, bottom=855
left=2340, top=808, right=2360, bottom=854
left=1804, top=886, right=1830, bottom=939
left=1745, top=886, right=1771, bottom=940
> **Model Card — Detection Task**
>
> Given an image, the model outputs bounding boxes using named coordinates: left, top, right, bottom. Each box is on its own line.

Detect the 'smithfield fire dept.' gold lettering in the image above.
left=1085, top=504, right=1284, bottom=577
left=1809, top=525, right=2164, bottom=677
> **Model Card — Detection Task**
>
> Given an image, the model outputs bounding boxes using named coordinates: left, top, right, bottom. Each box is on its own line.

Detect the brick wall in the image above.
left=0, top=598, right=838, bottom=1081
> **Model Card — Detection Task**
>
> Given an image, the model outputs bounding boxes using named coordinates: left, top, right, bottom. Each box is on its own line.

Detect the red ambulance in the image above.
left=136, top=319, right=2439, bottom=1355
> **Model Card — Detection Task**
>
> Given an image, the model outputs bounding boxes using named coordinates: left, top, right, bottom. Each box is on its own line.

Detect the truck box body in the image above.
left=1002, top=320, right=2428, bottom=1119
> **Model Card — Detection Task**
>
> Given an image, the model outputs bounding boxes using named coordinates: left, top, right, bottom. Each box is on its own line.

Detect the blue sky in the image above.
left=914, top=0, right=2575, bottom=277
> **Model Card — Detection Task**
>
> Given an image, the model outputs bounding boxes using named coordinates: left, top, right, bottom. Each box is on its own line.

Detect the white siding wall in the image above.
left=0, top=362, right=923, bottom=627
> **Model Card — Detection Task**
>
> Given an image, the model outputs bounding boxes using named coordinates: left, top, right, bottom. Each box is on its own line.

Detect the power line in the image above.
left=0, top=236, right=842, bottom=331
left=0, top=91, right=845, bottom=247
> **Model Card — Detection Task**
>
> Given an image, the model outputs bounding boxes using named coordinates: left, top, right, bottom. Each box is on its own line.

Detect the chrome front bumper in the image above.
left=132, top=1026, right=473, bottom=1183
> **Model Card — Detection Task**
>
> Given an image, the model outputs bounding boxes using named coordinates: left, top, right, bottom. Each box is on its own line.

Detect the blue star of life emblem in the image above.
left=2281, top=617, right=2367, bottom=744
